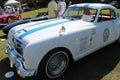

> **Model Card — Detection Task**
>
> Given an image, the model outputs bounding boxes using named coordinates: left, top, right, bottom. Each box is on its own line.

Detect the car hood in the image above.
left=9, top=18, right=93, bottom=45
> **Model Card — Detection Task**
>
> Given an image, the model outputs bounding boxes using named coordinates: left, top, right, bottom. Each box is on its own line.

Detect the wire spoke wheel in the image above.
left=46, top=51, right=69, bottom=78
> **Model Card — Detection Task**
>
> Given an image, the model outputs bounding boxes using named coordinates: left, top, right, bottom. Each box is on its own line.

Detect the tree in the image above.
left=0, top=0, right=7, bottom=7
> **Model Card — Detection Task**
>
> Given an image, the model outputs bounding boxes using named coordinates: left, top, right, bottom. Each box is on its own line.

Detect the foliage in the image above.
left=0, top=0, right=101, bottom=8
left=0, top=29, right=8, bottom=61
left=0, top=0, right=7, bottom=7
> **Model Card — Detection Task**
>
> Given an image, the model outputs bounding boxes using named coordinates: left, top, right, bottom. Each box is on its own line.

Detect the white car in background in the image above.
left=6, top=3, right=120, bottom=79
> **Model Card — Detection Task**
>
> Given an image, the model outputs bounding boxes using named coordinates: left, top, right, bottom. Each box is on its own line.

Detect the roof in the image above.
left=69, top=3, right=117, bottom=10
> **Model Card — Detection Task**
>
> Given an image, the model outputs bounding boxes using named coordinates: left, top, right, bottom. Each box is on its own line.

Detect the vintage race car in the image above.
left=6, top=3, right=120, bottom=79
left=0, top=13, right=21, bottom=26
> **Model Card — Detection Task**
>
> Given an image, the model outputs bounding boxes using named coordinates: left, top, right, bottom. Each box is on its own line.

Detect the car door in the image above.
left=95, top=8, right=117, bottom=48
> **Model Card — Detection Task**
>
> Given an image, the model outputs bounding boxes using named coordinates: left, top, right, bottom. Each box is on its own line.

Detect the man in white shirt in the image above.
left=57, top=0, right=66, bottom=17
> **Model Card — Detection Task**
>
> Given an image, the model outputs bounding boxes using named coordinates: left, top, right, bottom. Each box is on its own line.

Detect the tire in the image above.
left=37, top=48, right=70, bottom=79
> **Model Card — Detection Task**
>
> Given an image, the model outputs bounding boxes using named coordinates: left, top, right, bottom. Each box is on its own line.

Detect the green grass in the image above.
left=21, top=8, right=48, bottom=18
left=0, top=29, right=8, bottom=61
left=118, top=9, right=120, bottom=15
left=20, top=9, right=120, bottom=19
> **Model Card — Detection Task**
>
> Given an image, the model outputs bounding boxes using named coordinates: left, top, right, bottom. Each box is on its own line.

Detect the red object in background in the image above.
left=0, top=13, right=21, bottom=25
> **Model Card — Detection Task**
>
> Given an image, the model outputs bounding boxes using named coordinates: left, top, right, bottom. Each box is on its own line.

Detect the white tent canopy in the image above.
left=5, top=0, right=20, bottom=6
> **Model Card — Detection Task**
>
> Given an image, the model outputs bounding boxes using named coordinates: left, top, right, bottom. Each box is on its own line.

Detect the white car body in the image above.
left=6, top=3, right=120, bottom=78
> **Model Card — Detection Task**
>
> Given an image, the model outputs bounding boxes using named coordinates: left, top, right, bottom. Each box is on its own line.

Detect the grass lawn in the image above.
left=0, top=29, right=8, bottom=61
left=21, top=8, right=48, bottom=18
left=118, top=9, right=120, bottom=15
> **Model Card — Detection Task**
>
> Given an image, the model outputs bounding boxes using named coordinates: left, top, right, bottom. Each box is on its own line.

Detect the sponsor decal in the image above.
left=90, top=37, right=93, bottom=45
left=103, top=28, right=110, bottom=42
left=89, top=29, right=96, bottom=45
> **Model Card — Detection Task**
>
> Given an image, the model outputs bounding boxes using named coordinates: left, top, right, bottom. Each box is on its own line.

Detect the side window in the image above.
left=98, top=8, right=116, bottom=22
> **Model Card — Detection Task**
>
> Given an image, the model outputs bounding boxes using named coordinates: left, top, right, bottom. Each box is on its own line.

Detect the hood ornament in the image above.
left=59, top=26, right=66, bottom=35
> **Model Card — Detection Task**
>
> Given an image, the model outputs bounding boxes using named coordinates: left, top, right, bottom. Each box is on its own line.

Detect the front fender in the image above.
left=22, top=34, right=79, bottom=70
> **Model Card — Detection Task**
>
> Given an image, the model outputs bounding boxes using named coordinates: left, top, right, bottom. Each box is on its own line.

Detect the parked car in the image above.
left=2, top=14, right=48, bottom=34
left=0, top=13, right=21, bottom=26
left=109, top=0, right=120, bottom=8
left=6, top=3, right=120, bottom=79
left=22, top=3, right=31, bottom=12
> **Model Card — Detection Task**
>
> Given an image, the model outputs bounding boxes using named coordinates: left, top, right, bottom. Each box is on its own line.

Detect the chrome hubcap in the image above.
left=46, top=51, right=69, bottom=78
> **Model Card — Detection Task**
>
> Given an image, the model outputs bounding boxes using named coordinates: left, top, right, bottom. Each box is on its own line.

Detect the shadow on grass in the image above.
left=0, top=26, right=7, bottom=40
left=0, top=26, right=4, bottom=30
left=0, top=42, right=120, bottom=80
left=0, top=35, right=7, bottom=40
left=59, top=42, right=120, bottom=80
left=0, top=58, right=38, bottom=80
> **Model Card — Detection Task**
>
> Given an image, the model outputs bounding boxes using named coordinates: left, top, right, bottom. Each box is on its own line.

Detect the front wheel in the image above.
left=38, top=49, right=70, bottom=79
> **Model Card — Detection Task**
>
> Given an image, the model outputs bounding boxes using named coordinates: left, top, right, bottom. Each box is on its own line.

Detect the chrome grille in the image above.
left=13, top=38, right=23, bottom=55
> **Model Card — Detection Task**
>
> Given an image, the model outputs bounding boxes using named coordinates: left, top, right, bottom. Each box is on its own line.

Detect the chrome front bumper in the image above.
left=6, top=44, right=36, bottom=78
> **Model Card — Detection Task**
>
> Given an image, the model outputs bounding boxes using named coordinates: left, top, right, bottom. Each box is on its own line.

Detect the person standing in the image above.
left=69, top=1, right=72, bottom=6
left=5, top=6, right=14, bottom=14
left=48, top=0, right=58, bottom=19
left=57, top=0, right=66, bottom=17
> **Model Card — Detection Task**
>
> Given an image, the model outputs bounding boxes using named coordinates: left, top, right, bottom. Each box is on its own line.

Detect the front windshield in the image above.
left=63, top=7, right=97, bottom=22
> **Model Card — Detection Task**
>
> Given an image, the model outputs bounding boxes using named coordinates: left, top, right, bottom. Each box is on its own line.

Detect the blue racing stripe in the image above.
left=17, top=18, right=61, bottom=31
left=18, top=19, right=76, bottom=39
left=15, top=18, right=62, bottom=34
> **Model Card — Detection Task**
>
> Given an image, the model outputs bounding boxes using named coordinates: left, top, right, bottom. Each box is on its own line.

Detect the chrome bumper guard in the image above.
left=6, top=44, right=36, bottom=78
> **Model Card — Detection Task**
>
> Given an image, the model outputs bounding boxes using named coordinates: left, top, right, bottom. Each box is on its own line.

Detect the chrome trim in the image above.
left=6, top=44, right=36, bottom=78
